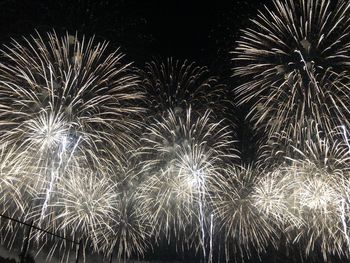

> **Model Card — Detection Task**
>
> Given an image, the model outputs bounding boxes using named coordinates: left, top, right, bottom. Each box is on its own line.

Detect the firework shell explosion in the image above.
left=233, top=0, right=350, bottom=138
left=256, top=123, right=350, bottom=259
left=257, top=120, right=349, bottom=169
left=208, top=165, right=281, bottom=260
left=0, top=31, right=145, bottom=258
left=2, top=1, right=350, bottom=261
left=282, top=135, right=350, bottom=260
left=137, top=58, right=235, bottom=126
left=135, top=107, right=238, bottom=250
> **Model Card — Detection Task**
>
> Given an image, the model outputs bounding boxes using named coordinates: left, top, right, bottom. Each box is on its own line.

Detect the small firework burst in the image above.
left=286, top=164, right=348, bottom=259
left=233, top=0, right=350, bottom=137
left=208, top=165, right=279, bottom=259
left=283, top=126, right=350, bottom=259
left=101, top=191, right=152, bottom=261
left=137, top=107, right=236, bottom=173
left=52, top=168, right=119, bottom=250
left=136, top=168, right=199, bottom=247
left=137, top=58, right=234, bottom=121
left=0, top=144, right=30, bottom=216
left=252, top=169, right=301, bottom=229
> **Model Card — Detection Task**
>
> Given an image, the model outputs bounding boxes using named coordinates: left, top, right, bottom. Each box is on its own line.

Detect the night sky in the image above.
left=0, top=0, right=269, bottom=70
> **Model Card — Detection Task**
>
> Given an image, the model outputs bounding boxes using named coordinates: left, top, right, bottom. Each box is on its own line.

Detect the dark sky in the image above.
left=0, top=0, right=270, bottom=68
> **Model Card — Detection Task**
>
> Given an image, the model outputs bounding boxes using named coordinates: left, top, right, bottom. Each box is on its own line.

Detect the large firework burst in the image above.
left=136, top=107, right=237, bottom=253
left=233, top=0, right=350, bottom=137
left=256, top=122, right=350, bottom=259
left=0, top=31, right=143, bottom=164
left=0, top=31, right=144, bottom=255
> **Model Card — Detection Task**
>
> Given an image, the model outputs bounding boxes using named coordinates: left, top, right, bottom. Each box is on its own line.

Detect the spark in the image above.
left=209, top=165, right=279, bottom=259
left=233, top=0, right=350, bottom=137
left=137, top=58, right=234, bottom=125
left=0, top=31, right=144, bottom=255
left=136, top=107, right=237, bottom=254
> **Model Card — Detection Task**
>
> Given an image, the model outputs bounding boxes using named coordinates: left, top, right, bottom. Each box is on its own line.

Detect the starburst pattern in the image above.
left=233, top=0, right=350, bottom=137
left=209, top=165, right=280, bottom=259
left=2, top=4, right=350, bottom=260
left=52, top=169, right=119, bottom=250
left=283, top=127, right=350, bottom=259
left=137, top=58, right=233, bottom=121
left=136, top=107, right=237, bottom=252
left=0, top=31, right=145, bottom=257
left=101, top=191, right=152, bottom=261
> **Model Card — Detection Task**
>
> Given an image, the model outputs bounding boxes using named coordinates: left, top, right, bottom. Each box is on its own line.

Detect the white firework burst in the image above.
left=233, top=0, right=350, bottom=137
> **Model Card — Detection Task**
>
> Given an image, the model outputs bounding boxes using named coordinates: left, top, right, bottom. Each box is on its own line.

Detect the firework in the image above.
left=52, top=168, right=118, bottom=250
left=252, top=121, right=350, bottom=260
left=136, top=107, right=237, bottom=253
left=284, top=164, right=349, bottom=259
left=0, top=31, right=143, bottom=164
left=136, top=170, right=196, bottom=241
left=137, top=58, right=233, bottom=120
left=233, top=0, right=350, bottom=137
left=137, top=107, right=236, bottom=172
left=209, top=165, right=280, bottom=260
left=257, top=119, right=349, bottom=170
left=0, top=31, right=144, bottom=255
left=251, top=169, right=301, bottom=229
left=283, top=127, right=350, bottom=259
left=0, top=145, right=30, bottom=215
left=100, top=190, right=152, bottom=261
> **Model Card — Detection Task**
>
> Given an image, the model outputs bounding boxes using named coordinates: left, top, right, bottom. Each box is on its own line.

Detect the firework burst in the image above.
left=251, top=169, right=301, bottom=230
left=52, top=168, right=119, bottom=250
left=0, top=31, right=143, bottom=165
left=0, top=144, right=33, bottom=216
left=0, top=31, right=144, bottom=255
left=257, top=119, right=350, bottom=170
left=137, top=107, right=236, bottom=172
left=284, top=164, right=349, bottom=259
left=209, top=165, right=280, bottom=260
left=100, top=190, right=152, bottom=261
left=233, top=0, right=350, bottom=137
left=136, top=107, right=237, bottom=253
left=137, top=58, right=234, bottom=121
left=284, top=127, right=350, bottom=259
left=252, top=120, right=350, bottom=259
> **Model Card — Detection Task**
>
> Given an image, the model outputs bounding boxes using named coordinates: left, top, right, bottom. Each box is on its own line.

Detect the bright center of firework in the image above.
left=27, top=112, right=69, bottom=151
left=300, top=178, right=335, bottom=210
left=41, top=125, right=65, bottom=148
left=188, top=169, right=205, bottom=189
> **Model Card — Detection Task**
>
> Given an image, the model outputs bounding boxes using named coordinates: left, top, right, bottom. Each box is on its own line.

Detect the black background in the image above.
left=0, top=0, right=269, bottom=69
